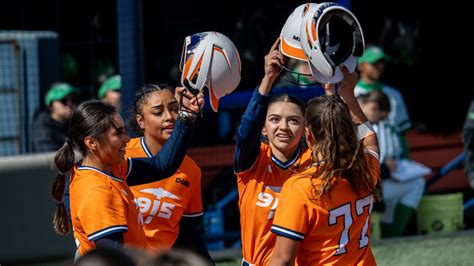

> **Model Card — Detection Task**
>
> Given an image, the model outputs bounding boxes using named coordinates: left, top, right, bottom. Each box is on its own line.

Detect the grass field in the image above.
left=214, top=229, right=474, bottom=266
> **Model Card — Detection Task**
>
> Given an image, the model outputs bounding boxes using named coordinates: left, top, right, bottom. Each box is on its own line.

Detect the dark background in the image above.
left=0, top=0, right=471, bottom=138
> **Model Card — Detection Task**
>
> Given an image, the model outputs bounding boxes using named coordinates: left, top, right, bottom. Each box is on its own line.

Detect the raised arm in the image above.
left=234, top=38, right=285, bottom=172
left=127, top=88, right=205, bottom=185
left=338, top=65, right=379, bottom=155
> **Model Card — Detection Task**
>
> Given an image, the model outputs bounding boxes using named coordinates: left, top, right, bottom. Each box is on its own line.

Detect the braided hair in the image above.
left=129, top=83, right=175, bottom=135
left=305, top=94, right=379, bottom=201
left=51, top=100, right=118, bottom=235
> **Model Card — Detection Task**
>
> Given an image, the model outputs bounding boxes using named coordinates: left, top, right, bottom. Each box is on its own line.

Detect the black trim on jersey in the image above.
left=270, top=224, right=304, bottom=241
left=87, top=225, right=128, bottom=241
left=77, top=166, right=123, bottom=183
left=271, top=146, right=301, bottom=170
left=140, top=136, right=153, bottom=158
left=95, top=232, right=124, bottom=249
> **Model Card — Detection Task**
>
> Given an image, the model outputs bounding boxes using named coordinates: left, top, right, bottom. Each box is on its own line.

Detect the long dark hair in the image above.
left=129, top=83, right=175, bottom=135
left=305, top=94, right=379, bottom=201
left=51, top=100, right=117, bottom=235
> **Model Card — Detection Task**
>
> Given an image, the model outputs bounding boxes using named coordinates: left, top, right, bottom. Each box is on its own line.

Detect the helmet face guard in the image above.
left=180, top=32, right=210, bottom=95
left=300, top=3, right=365, bottom=83
left=180, top=32, right=241, bottom=112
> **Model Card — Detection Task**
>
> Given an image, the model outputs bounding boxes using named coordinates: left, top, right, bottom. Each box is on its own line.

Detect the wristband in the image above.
left=357, top=121, right=375, bottom=140
left=179, top=109, right=197, bottom=125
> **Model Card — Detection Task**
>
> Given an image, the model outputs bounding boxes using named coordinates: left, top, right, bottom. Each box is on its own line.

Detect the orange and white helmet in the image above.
left=180, top=32, right=241, bottom=112
left=300, top=2, right=364, bottom=83
left=280, top=3, right=316, bottom=61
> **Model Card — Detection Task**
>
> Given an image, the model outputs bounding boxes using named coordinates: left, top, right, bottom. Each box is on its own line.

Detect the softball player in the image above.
left=126, top=84, right=213, bottom=263
left=269, top=67, right=380, bottom=265
left=234, top=39, right=313, bottom=265
left=51, top=87, right=204, bottom=257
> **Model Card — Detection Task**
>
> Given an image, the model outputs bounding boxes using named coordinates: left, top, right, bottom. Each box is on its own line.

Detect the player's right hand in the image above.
left=176, top=86, right=205, bottom=114
left=263, top=38, right=285, bottom=81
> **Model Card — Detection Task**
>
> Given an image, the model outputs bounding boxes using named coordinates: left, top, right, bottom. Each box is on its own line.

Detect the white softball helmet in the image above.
left=300, top=2, right=365, bottom=83
left=280, top=3, right=316, bottom=61
left=180, top=31, right=241, bottom=112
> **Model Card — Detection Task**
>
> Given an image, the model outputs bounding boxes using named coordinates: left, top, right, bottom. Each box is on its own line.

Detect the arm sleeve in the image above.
left=174, top=216, right=215, bottom=265
left=234, top=87, right=271, bottom=173
left=127, top=118, right=193, bottom=186
left=77, top=187, right=128, bottom=241
left=184, top=167, right=203, bottom=217
left=271, top=182, right=308, bottom=241
left=94, top=232, right=124, bottom=249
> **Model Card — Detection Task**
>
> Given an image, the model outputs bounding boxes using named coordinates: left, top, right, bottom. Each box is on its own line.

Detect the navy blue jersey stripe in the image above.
left=88, top=225, right=128, bottom=241
left=271, top=225, right=304, bottom=241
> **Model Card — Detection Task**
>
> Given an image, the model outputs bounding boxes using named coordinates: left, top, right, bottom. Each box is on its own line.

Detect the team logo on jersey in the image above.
left=140, top=188, right=180, bottom=200
left=257, top=186, right=282, bottom=220
left=137, top=188, right=179, bottom=223
left=175, top=177, right=190, bottom=187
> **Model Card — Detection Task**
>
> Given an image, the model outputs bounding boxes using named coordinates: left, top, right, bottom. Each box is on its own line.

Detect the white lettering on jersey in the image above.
left=256, top=186, right=282, bottom=219
left=136, top=188, right=180, bottom=223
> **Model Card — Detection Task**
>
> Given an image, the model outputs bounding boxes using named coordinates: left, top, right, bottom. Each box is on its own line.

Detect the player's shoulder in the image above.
left=126, top=137, right=141, bottom=148
left=181, top=155, right=201, bottom=177
left=70, top=168, right=115, bottom=198
left=125, top=137, right=145, bottom=157
left=73, top=168, right=114, bottom=186
left=300, top=148, right=313, bottom=163
left=286, top=169, right=314, bottom=188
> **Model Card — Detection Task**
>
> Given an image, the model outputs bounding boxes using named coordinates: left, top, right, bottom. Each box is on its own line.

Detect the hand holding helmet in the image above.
left=179, top=31, right=241, bottom=112
left=175, top=86, right=205, bottom=114
left=263, top=38, right=285, bottom=82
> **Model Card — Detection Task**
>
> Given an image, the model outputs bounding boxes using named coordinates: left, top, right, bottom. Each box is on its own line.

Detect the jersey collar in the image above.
left=140, top=137, right=153, bottom=158
left=77, top=165, right=123, bottom=183
left=271, top=146, right=301, bottom=170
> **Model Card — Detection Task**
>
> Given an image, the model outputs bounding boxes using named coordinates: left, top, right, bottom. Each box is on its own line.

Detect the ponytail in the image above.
left=51, top=141, right=75, bottom=235
left=50, top=100, right=119, bottom=235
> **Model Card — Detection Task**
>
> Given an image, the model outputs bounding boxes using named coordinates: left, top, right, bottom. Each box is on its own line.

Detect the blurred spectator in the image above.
left=356, top=46, right=426, bottom=237
left=98, top=74, right=121, bottom=112
left=355, top=46, right=411, bottom=163
left=463, top=99, right=474, bottom=189
left=32, top=82, right=79, bottom=152
left=358, top=91, right=391, bottom=126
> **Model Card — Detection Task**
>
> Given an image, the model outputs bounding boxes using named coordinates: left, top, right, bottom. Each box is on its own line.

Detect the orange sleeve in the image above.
left=77, top=186, right=128, bottom=241
left=271, top=178, right=309, bottom=241
left=184, top=166, right=203, bottom=216
left=112, top=158, right=132, bottom=181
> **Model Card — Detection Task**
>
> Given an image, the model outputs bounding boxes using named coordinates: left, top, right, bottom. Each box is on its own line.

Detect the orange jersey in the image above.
left=236, top=143, right=313, bottom=265
left=126, top=137, right=203, bottom=249
left=271, top=150, right=380, bottom=265
left=69, top=161, right=146, bottom=256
